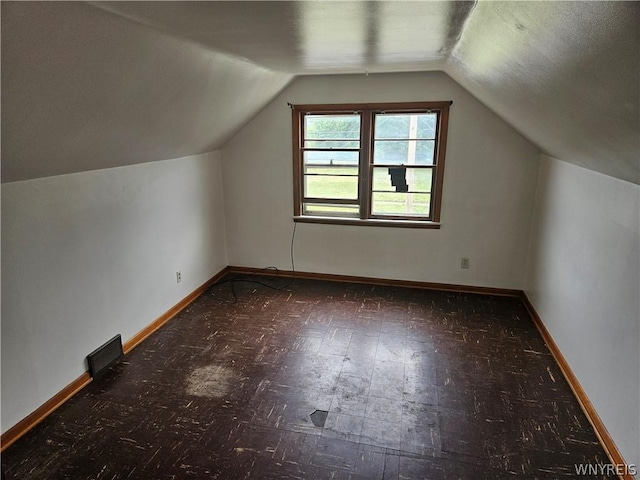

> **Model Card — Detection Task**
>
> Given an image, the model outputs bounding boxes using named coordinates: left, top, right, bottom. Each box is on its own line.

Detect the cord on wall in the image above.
left=210, top=222, right=297, bottom=303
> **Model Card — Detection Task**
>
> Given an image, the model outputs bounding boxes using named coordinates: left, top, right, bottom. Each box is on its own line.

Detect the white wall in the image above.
left=525, top=155, right=640, bottom=465
left=222, top=72, right=540, bottom=289
left=1, top=151, right=227, bottom=433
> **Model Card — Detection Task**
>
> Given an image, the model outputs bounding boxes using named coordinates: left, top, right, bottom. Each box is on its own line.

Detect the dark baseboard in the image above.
left=520, top=292, right=634, bottom=480
left=3, top=265, right=632, bottom=480
left=0, top=372, right=91, bottom=451
left=230, top=266, right=633, bottom=478
left=0, top=266, right=229, bottom=452
left=227, top=266, right=522, bottom=297
left=123, top=266, right=229, bottom=353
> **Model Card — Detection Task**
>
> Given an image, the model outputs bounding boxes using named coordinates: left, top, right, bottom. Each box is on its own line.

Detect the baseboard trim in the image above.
left=122, top=266, right=229, bottom=354
left=2, top=266, right=631, bottom=479
left=0, top=372, right=92, bottom=451
left=520, top=292, right=634, bottom=480
left=226, top=266, right=521, bottom=297
left=1, top=266, right=229, bottom=452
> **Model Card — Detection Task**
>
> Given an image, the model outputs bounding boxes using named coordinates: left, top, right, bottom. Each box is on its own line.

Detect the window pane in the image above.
left=371, top=192, right=431, bottom=217
left=374, top=113, right=436, bottom=139
left=417, top=114, right=437, bottom=139
left=305, top=165, right=358, bottom=177
left=373, top=140, right=435, bottom=165
left=304, top=150, right=359, bottom=167
left=304, top=174, right=358, bottom=200
left=294, top=104, right=448, bottom=223
left=303, top=203, right=359, bottom=216
left=304, top=140, right=360, bottom=149
left=372, top=167, right=432, bottom=193
left=305, top=114, right=360, bottom=140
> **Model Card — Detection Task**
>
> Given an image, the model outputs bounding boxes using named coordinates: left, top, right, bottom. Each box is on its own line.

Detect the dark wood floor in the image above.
left=2, top=277, right=614, bottom=479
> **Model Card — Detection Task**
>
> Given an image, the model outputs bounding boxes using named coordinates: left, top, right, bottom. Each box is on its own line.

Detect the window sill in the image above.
left=293, top=216, right=441, bottom=229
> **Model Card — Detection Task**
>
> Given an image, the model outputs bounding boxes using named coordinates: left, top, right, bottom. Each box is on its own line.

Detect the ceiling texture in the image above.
left=2, top=1, right=638, bottom=184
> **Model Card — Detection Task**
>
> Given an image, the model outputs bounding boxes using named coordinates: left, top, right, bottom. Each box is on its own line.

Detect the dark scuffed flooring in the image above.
left=2, top=277, right=615, bottom=479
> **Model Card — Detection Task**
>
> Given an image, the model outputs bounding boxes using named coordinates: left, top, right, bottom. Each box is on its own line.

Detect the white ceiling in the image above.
left=1, top=2, right=292, bottom=182
left=93, top=1, right=475, bottom=74
left=2, top=1, right=638, bottom=184
left=447, top=1, right=639, bottom=184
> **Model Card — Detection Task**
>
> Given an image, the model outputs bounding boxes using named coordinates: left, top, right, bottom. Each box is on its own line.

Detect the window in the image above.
left=292, top=102, right=450, bottom=228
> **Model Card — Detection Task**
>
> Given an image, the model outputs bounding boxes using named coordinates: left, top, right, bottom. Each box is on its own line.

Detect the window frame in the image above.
left=292, top=102, right=451, bottom=228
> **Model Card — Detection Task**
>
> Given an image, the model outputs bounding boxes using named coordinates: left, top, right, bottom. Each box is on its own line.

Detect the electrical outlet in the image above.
left=176, top=271, right=182, bottom=283
left=461, top=257, right=470, bottom=269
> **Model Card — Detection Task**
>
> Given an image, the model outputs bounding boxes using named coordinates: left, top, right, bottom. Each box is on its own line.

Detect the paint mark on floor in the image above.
left=310, top=409, right=329, bottom=427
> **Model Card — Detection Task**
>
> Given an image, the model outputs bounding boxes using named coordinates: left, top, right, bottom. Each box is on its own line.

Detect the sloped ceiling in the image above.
left=92, top=1, right=475, bottom=74
left=2, top=1, right=638, bottom=184
left=446, top=1, right=639, bottom=185
left=1, top=1, right=292, bottom=182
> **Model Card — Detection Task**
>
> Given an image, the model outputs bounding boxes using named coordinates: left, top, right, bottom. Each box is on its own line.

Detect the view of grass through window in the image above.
left=303, top=113, right=361, bottom=215
left=295, top=102, right=449, bottom=224
left=303, top=112, right=436, bottom=216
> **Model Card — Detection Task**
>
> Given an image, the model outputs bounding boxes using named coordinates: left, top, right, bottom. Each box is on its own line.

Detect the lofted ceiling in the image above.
left=92, top=1, right=475, bottom=74
left=447, top=1, right=639, bottom=185
left=2, top=1, right=638, bottom=184
left=1, top=1, right=293, bottom=182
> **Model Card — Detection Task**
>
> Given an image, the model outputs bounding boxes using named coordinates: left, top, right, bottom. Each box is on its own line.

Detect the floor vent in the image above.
left=87, top=334, right=124, bottom=379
